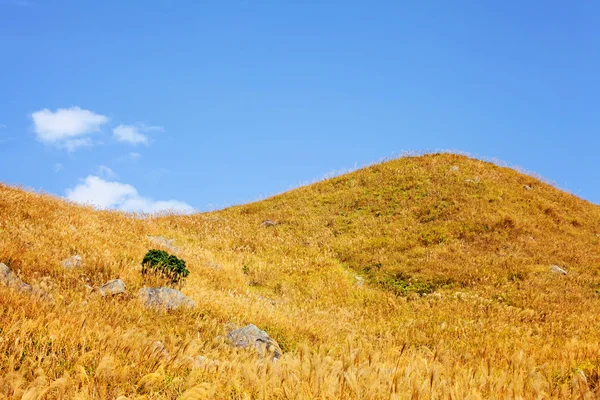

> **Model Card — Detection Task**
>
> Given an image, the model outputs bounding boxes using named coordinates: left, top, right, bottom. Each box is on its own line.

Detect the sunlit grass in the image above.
left=1, top=153, right=600, bottom=398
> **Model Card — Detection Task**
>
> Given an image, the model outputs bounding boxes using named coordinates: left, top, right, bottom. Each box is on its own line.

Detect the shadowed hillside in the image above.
left=1, top=153, right=600, bottom=398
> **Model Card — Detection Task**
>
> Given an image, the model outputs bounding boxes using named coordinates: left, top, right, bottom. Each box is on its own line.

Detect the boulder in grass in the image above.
left=97, top=279, right=127, bottom=296
left=261, top=220, right=277, bottom=227
left=138, top=287, right=195, bottom=310
left=550, top=265, right=567, bottom=275
left=0, top=263, right=32, bottom=293
left=226, top=324, right=282, bottom=359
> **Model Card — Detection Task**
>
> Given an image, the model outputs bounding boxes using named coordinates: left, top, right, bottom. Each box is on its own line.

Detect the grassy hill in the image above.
left=1, top=153, right=600, bottom=398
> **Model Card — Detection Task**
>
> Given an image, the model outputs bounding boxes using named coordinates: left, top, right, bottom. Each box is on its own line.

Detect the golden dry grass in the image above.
left=1, top=153, right=600, bottom=399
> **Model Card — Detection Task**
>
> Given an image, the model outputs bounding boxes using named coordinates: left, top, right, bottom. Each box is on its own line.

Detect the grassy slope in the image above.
left=1, top=153, right=600, bottom=398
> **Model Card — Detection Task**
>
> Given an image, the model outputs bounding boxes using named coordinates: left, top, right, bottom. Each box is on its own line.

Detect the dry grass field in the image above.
left=1, top=153, right=600, bottom=399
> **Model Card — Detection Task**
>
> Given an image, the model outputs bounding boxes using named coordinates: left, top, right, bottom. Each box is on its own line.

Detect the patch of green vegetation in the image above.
left=142, top=249, right=189, bottom=284
left=378, top=272, right=452, bottom=296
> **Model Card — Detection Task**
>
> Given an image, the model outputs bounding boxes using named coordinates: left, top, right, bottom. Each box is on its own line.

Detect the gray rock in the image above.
left=449, top=166, right=459, bottom=172
left=0, top=263, right=32, bottom=293
left=148, top=235, right=178, bottom=252
left=98, top=279, right=126, bottom=296
left=62, top=255, right=83, bottom=269
left=261, top=220, right=277, bottom=227
left=523, top=185, right=533, bottom=191
left=550, top=265, right=567, bottom=275
left=138, top=287, right=195, bottom=310
left=226, top=324, right=282, bottom=359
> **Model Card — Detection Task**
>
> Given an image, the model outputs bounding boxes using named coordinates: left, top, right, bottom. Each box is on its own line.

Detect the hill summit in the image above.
left=1, top=153, right=600, bottom=398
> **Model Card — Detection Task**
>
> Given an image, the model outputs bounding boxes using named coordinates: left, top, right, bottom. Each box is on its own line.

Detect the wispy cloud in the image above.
left=65, top=176, right=194, bottom=214
left=31, top=107, right=108, bottom=151
left=0, top=124, right=6, bottom=129
left=53, top=163, right=63, bottom=173
left=96, top=165, right=116, bottom=179
left=113, top=123, right=162, bottom=145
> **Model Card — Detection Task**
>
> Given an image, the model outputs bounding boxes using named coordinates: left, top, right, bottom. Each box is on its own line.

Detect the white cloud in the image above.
left=53, top=163, right=63, bottom=172
left=65, top=176, right=194, bottom=214
left=129, top=152, right=141, bottom=160
left=31, top=107, right=108, bottom=150
left=113, top=124, right=151, bottom=145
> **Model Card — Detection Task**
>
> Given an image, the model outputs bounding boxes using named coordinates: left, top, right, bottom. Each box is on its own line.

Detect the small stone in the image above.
left=354, top=276, right=365, bottom=287
left=523, top=185, right=532, bottom=191
left=550, top=265, right=567, bottom=275
left=0, top=263, right=32, bottom=293
left=449, top=166, right=459, bottom=172
left=138, top=287, right=195, bottom=310
left=226, top=324, right=282, bottom=359
left=261, top=220, right=277, bottom=227
left=62, top=255, right=83, bottom=269
left=97, top=279, right=127, bottom=296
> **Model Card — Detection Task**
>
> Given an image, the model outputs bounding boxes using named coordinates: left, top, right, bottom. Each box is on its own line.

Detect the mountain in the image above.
left=1, top=153, right=599, bottom=398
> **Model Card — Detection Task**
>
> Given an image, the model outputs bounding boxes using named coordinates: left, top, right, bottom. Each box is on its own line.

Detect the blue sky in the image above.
left=0, top=1, right=598, bottom=212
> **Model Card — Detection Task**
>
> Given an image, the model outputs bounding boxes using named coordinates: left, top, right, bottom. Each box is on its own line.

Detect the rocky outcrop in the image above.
left=98, top=279, right=127, bottom=296
left=551, top=265, right=567, bottom=275
left=0, top=263, right=32, bottom=293
left=261, top=220, right=277, bottom=227
left=226, top=324, right=282, bottom=359
left=138, top=287, right=195, bottom=310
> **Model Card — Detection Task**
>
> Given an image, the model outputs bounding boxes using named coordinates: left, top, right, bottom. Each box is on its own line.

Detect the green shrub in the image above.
left=142, top=249, right=189, bottom=284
